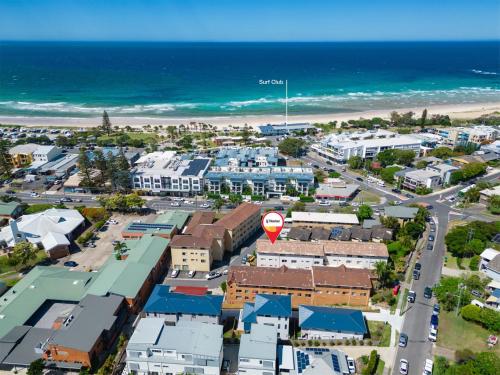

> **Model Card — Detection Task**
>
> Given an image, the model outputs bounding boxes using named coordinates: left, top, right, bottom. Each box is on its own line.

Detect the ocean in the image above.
left=0, top=41, right=499, bottom=118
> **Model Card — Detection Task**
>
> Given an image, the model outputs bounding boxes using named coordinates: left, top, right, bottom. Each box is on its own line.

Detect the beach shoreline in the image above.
left=0, top=101, right=499, bottom=130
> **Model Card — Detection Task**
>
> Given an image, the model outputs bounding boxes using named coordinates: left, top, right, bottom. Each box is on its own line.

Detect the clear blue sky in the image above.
left=1, top=0, right=499, bottom=41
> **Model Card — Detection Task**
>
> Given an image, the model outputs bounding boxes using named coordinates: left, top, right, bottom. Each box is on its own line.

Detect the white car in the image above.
left=200, top=203, right=211, bottom=208
left=170, top=269, right=180, bottom=278
left=253, top=201, right=263, bottom=205
left=205, top=271, right=222, bottom=280
left=423, top=359, right=433, bottom=375
left=222, top=268, right=229, bottom=275
left=399, top=359, right=409, bottom=375
left=188, top=270, right=196, bottom=278
left=428, top=328, right=438, bottom=342
left=30, top=192, right=39, bottom=198
left=318, top=201, right=331, bottom=206
left=170, top=202, right=181, bottom=207
left=347, top=357, right=356, bottom=374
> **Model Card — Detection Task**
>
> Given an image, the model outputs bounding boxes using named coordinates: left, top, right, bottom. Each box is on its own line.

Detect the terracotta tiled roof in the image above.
left=184, top=211, right=215, bottom=234
left=228, top=266, right=313, bottom=290
left=214, top=202, right=261, bottom=230
left=312, top=266, right=372, bottom=289
left=169, top=234, right=214, bottom=249
left=256, top=239, right=388, bottom=258
left=190, top=224, right=226, bottom=239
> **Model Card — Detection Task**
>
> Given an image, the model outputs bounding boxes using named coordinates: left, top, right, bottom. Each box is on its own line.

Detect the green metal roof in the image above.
left=153, top=210, right=191, bottom=228
left=0, top=201, right=21, bottom=216
left=0, top=267, right=95, bottom=337
left=87, top=235, right=169, bottom=299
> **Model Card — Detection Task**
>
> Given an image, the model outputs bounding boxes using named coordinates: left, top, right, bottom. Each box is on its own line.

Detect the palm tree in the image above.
left=114, top=242, right=128, bottom=259
left=374, top=261, right=392, bottom=288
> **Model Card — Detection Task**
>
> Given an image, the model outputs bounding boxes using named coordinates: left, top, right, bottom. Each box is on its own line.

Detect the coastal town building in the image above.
left=382, top=206, right=419, bottom=223
left=126, top=318, right=223, bottom=375
left=314, top=179, right=360, bottom=203
left=0, top=201, right=23, bottom=219
left=7, top=143, right=39, bottom=168
left=401, top=169, right=441, bottom=191
left=170, top=203, right=260, bottom=271
left=0, top=208, right=85, bottom=259
left=214, top=147, right=280, bottom=167
left=131, top=151, right=211, bottom=196
left=298, top=305, right=367, bottom=340
left=238, top=323, right=278, bottom=375
left=237, top=294, right=292, bottom=339
left=257, top=122, right=315, bottom=136
left=312, top=129, right=422, bottom=163
left=480, top=248, right=500, bottom=282
left=205, top=166, right=314, bottom=197
left=226, top=265, right=372, bottom=308
left=437, top=126, right=498, bottom=146
left=38, top=153, right=79, bottom=178
left=479, top=185, right=500, bottom=205
left=121, top=210, right=190, bottom=239
left=279, top=346, right=351, bottom=375
left=144, top=285, right=223, bottom=325
left=290, top=212, right=359, bottom=227
left=256, top=239, right=388, bottom=270
left=426, top=163, right=459, bottom=185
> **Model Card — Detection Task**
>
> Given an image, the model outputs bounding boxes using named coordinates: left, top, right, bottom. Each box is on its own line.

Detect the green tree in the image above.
left=376, top=149, right=397, bottom=167
left=278, top=138, right=306, bottom=157
left=27, top=358, right=45, bottom=375
left=213, top=197, right=224, bottom=212
left=380, top=216, right=400, bottom=231
left=78, top=149, right=94, bottom=188
left=380, top=166, right=402, bottom=184
left=177, top=135, right=194, bottom=149
left=93, top=149, right=108, bottom=186
left=347, top=155, right=363, bottom=169
left=114, top=241, right=128, bottom=256
left=464, top=238, right=485, bottom=257
left=0, top=140, right=12, bottom=177
left=394, top=150, right=415, bottom=166
left=101, top=110, right=112, bottom=135
left=357, top=204, right=373, bottom=221
left=463, top=187, right=481, bottom=203
left=241, top=125, right=251, bottom=145
left=229, top=194, right=243, bottom=206
left=415, top=160, right=429, bottom=169
left=433, top=276, right=471, bottom=311
left=420, top=108, right=428, bottom=128
left=314, top=170, right=326, bottom=183
left=374, top=261, right=392, bottom=288
left=403, top=221, right=424, bottom=240
left=291, top=201, right=306, bottom=211
left=430, top=147, right=454, bottom=159
left=11, top=241, right=38, bottom=270
left=488, top=195, right=500, bottom=214
left=166, top=125, right=178, bottom=140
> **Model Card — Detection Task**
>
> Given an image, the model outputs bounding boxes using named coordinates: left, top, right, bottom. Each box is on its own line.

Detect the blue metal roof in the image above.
left=241, top=302, right=257, bottom=324
left=144, top=285, right=223, bottom=316
left=298, top=305, right=367, bottom=335
left=492, top=289, right=500, bottom=298
left=255, top=294, right=292, bottom=317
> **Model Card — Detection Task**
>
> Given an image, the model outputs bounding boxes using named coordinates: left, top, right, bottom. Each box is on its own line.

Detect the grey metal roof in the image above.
left=3, top=327, right=52, bottom=366
left=383, top=206, right=419, bottom=219
left=48, top=294, right=123, bottom=352
left=239, top=324, right=277, bottom=361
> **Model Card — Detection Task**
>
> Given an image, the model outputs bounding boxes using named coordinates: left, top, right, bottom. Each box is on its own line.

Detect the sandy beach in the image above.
left=0, top=102, right=499, bottom=130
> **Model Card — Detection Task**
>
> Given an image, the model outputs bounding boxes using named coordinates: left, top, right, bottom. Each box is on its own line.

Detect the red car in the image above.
left=393, top=285, right=401, bottom=296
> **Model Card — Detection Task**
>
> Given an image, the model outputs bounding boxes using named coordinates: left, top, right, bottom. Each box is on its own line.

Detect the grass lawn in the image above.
left=368, top=321, right=391, bottom=347
left=443, top=251, right=471, bottom=270
left=437, top=311, right=500, bottom=355
left=0, top=250, right=47, bottom=274
left=353, top=190, right=381, bottom=204
left=375, top=358, right=385, bottom=375
left=223, top=329, right=242, bottom=339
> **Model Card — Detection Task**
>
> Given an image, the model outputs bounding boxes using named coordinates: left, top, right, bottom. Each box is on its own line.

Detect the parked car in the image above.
left=415, top=262, right=422, bottom=271
left=423, top=359, right=433, bottom=375
left=399, top=359, right=409, bottom=375
left=60, top=197, right=73, bottom=202
left=5, top=190, right=16, bottom=196
left=427, top=244, right=434, bottom=251
left=428, top=235, right=435, bottom=241
left=430, top=314, right=439, bottom=329
left=471, top=289, right=482, bottom=298
left=63, top=261, right=78, bottom=267
left=433, top=304, right=440, bottom=315
left=318, top=201, right=331, bottom=206
left=399, top=333, right=408, bottom=347
left=393, top=284, right=401, bottom=296
left=222, top=267, right=229, bottom=275
left=347, top=357, right=356, bottom=374
left=408, top=290, right=416, bottom=303
left=392, top=188, right=401, bottom=193
left=424, top=287, right=432, bottom=299
left=413, top=269, right=420, bottom=280
left=170, top=269, right=180, bottom=278
left=405, top=193, right=414, bottom=198
left=205, top=271, right=222, bottom=280
left=428, top=327, right=438, bottom=342
left=188, top=270, right=196, bottom=278
left=241, top=255, right=248, bottom=264
left=356, top=177, right=363, bottom=182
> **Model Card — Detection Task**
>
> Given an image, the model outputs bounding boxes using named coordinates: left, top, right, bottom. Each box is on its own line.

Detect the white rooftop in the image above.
left=480, top=186, right=500, bottom=198
left=480, top=248, right=500, bottom=261
left=321, top=129, right=422, bottom=149
left=239, top=324, right=277, bottom=361
left=291, top=211, right=359, bottom=225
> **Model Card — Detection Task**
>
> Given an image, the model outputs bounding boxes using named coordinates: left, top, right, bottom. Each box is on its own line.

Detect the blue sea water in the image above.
left=0, top=41, right=499, bottom=118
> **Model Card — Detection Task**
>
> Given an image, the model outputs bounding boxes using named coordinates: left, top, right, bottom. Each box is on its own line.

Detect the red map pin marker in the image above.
left=262, top=211, right=284, bottom=244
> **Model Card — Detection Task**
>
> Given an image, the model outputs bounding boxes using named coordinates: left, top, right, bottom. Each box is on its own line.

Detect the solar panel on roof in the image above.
left=182, top=158, right=210, bottom=176
left=331, top=354, right=340, bottom=372
left=128, top=223, right=174, bottom=231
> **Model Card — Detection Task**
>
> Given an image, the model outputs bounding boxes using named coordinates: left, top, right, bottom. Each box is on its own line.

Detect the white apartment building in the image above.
left=401, top=169, right=441, bottom=191
left=32, top=145, right=62, bottom=164
left=126, top=318, right=223, bottom=375
left=238, top=324, right=277, bottom=375
left=312, top=129, right=422, bottom=163
left=131, top=151, right=211, bottom=196
left=256, top=239, right=388, bottom=270
left=438, top=126, right=498, bottom=146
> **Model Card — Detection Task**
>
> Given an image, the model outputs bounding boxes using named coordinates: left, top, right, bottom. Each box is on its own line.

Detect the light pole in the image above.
left=456, top=283, right=466, bottom=316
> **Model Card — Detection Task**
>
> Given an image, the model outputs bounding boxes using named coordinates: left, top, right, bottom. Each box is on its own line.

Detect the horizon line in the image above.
left=1, top=39, right=499, bottom=43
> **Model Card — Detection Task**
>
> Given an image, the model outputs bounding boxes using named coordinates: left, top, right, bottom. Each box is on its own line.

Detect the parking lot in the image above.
left=58, top=213, right=138, bottom=271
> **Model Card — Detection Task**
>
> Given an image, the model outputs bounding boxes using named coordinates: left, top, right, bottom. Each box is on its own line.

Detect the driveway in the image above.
left=58, top=213, right=133, bottom=271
